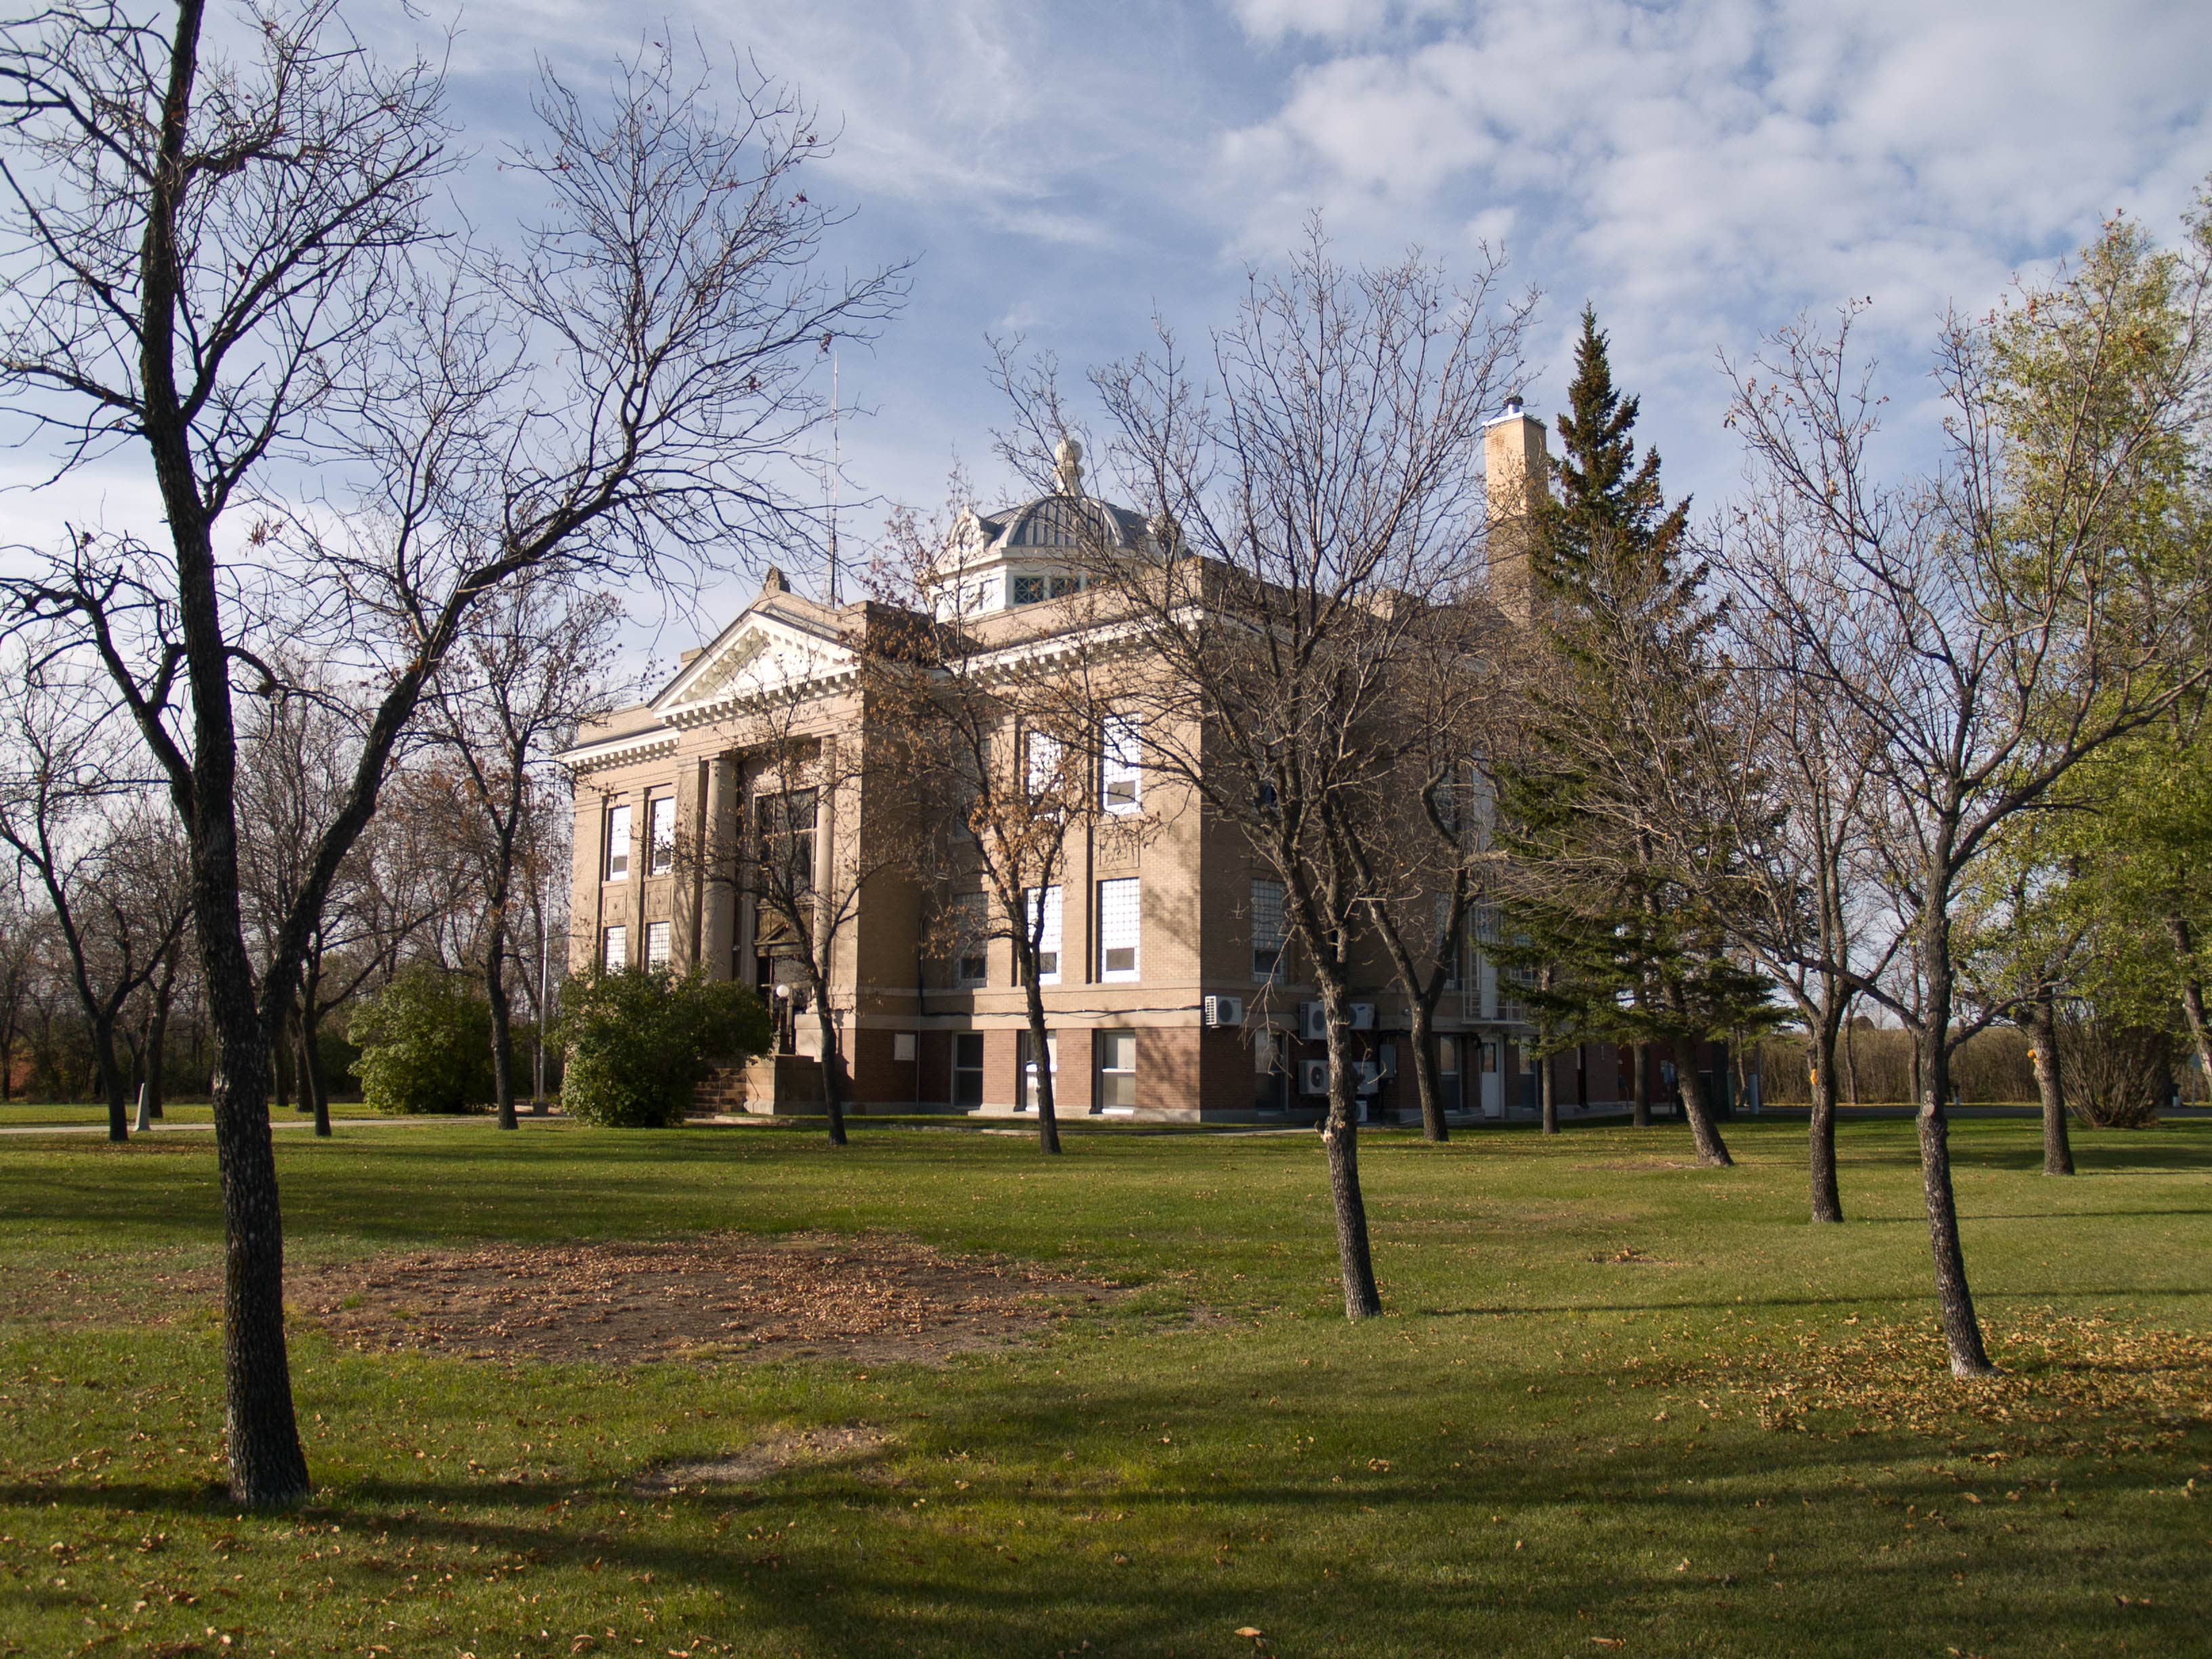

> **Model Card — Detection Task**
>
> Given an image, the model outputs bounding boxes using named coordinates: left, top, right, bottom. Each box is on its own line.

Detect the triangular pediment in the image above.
left=650, top=605, right=855, bottom=718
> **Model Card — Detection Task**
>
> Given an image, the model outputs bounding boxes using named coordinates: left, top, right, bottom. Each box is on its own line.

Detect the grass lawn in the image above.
left=1, top=1114, right=2206, bottom=1658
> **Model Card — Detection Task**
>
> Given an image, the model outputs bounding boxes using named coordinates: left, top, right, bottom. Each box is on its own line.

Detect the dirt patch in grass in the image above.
left=630, top=1425, right=895, bottom=1494
left=292, top=1231, right=1122, bottom=1366
left=1643, top=1307, right=2212, bottom=1456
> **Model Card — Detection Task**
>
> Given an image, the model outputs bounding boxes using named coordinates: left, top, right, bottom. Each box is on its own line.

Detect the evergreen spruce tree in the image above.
left=1496, top=307, right=1774, bottom=1164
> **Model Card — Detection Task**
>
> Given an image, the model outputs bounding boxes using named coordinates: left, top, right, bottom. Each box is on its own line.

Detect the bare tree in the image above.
left=997, top=227, right=1532, bottom=1315
left=0, top=6, right=903, bottom=1503
left=866, top=487, right=1122, bottom=1157
left=1692, top=535, right=1902, bottom=1219
left=426, top=576, right=617, bottom=1129
left=1723, top=238, right=2212, bottom=1376
left=0, top=642, right=190, bottom=1140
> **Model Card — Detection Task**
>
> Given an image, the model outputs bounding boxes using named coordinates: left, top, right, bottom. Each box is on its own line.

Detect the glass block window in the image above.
left=605, top=804, right=632, bottom=880
left=1026, top=729, right=1064, bottom=800
left=648, top=796, right=677, bottom=876
left=1251, top=878, right=1286, bottom=982
left=645, top=920, right=672, bottom=968
left=602, top=924, right=627, bottom=971
left=1100, top=714, right=1141, bottom=814
left=953, top=892, right=988, bottom=986
left=1024, top=886, right=1061, bottom=984
left=1097, top=878, right=1139, bottom=981
left=1097, top=1030, right=1136, bottom=1111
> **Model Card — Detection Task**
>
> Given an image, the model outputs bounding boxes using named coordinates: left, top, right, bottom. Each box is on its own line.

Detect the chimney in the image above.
left=1483, top=395, right=1549, bottom=626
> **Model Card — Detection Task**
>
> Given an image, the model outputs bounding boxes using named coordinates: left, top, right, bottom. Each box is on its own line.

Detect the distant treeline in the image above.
left=1752, top=1022, right=2206, bottom=1107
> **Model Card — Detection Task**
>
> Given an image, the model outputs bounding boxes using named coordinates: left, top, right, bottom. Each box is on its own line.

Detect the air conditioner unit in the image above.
left=1203, top=994, right=1245, bottom=1028
left=1349, top=1002, right=1376, bottom=1031
left=1299, top=1058, right=1330, bottom=1096
left=1355, top=1059, right=1381, bottom=1094
left=1300, top=1001, right=1326, bottom=1041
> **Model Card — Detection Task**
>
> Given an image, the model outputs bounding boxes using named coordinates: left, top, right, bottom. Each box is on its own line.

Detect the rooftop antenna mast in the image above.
left=825, top=345, right=842, bottom=606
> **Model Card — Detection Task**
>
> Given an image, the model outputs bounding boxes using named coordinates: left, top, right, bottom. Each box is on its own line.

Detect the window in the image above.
left=952, top=1033, right=985, bottom=1108
left=602, top=924, right=628, bottom=971
left=1254, top=1027, right=1287, bottom=1112
left=1438, top=1034, right=1462, bottom=1113
left=645, top=796, right=676, bottom=876
left=1023, top=885, right=1061, bottom=983
left=1097, top=1030, right=1136, bottom=1112
left=1097, top=878, right=1139, bottom=981
left=1019, top=1029, right=1058, bottom=1111
left=1011, top=574, right=1046, bottom=605
left=1251, top=878, right=1286, bottom=982
left=1025, top=729, right=1064, bottom=801
left=952, top=892, right=988, bottom=987
left=1048, top=574, right=1081, bottom=598
left=605, top=803, right=632, bottom=881
left=1101, top=714, right=1141, bottom=814
left=756, top=788, right=817, bottom=895
left=645, top=920, right=672, bottom=968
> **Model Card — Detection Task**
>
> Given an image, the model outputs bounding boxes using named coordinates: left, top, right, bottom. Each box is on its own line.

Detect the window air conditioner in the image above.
left=1203, top=994, right=1244, bottom=1028
left=1349, top=1002, right=1376, bottom=1031
left=1299, top=1058, right=1330, bottom=1096
left=1300, top=1001, right=1327, bottom=1041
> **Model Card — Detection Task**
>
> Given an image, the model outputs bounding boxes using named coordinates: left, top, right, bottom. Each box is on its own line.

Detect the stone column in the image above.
left=672, top=762, right=702, bottom=968
left=701, top=753, right=737, bottom=980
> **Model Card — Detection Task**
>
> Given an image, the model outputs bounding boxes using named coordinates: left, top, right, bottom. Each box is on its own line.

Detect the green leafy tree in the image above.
left=560, top=969, right=772, bottom=1128
left=1498, top=307, right=1772, bottom=1162
left=348, top=966, right=494, bottom=1115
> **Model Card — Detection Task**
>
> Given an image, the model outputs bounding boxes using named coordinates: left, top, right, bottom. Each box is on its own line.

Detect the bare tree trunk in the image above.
left=485, top=906, right=518, bottom=1132
left=1916, top=1017, right=1996, bottom=1377
left=812, top=983, right=848, bottom=1147
left=1319, top=979, right=1382, bottom=1318
left=1844, top=1017, right=1861, bottom=1105
left=2026, top=986, right=2072, bottom=1176
left=304, top=1010, right=331, bottom=1139
left=1808, top=1015, right=1843, bottom=1223
left=1539, top=1046, right=1558, bottom=1135
left=92, top=1008, right=129, bottom=1143
left=1631, top=1042, right=1650, bottom=1128
left=1407, top=1000, right=1447, bottom=1142
left=1021, top=972, right=1061, bottom=1155
left=1673, top=1037, right=1734, bottom=1168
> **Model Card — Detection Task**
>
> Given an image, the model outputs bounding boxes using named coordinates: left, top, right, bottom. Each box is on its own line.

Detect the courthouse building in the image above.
left=557, top=407, right=1738, bottom=1122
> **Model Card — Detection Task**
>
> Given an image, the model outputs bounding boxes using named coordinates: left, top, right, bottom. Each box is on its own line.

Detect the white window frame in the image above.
left=644, top=920, right=672, bottom=969
left=647, top=796, right=677, bottom=877
left=602, top=924, right=628, bottom=971
left=1019, top=1029, right=1058, bottom=1111
left=605, top=803, right=632, bottom=881
left=1101, top=713, right=1141, bottom=814
left=1023, top=885, right=1062, bottom=985
left=1097, top=1029, right=1136, bottom=1113
left=1097, top=877, right=1139, bottom=983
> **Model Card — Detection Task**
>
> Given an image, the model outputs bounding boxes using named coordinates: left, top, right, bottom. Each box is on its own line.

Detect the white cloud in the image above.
left=1212, top=0, right=2212, bottom=496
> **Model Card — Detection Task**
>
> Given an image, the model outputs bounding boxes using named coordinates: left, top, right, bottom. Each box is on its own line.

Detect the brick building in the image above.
left=556, top=408, right=1742, bottom=1122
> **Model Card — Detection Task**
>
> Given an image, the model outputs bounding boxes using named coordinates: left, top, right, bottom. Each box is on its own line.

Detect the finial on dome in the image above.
left=1054, top=436, right=1084, bottom=495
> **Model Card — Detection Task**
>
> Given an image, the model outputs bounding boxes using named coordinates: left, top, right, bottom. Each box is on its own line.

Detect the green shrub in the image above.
left=559, top=968, right=771, bottom=1127
left=347, top=966, right=494, bottom=1114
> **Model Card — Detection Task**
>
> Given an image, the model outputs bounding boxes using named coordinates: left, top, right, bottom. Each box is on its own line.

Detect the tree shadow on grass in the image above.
left=4, top=1378, right=2201, bottom=1659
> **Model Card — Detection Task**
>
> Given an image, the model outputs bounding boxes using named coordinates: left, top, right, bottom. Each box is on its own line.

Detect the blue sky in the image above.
left=12, top=1, right=2212, bottom=661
